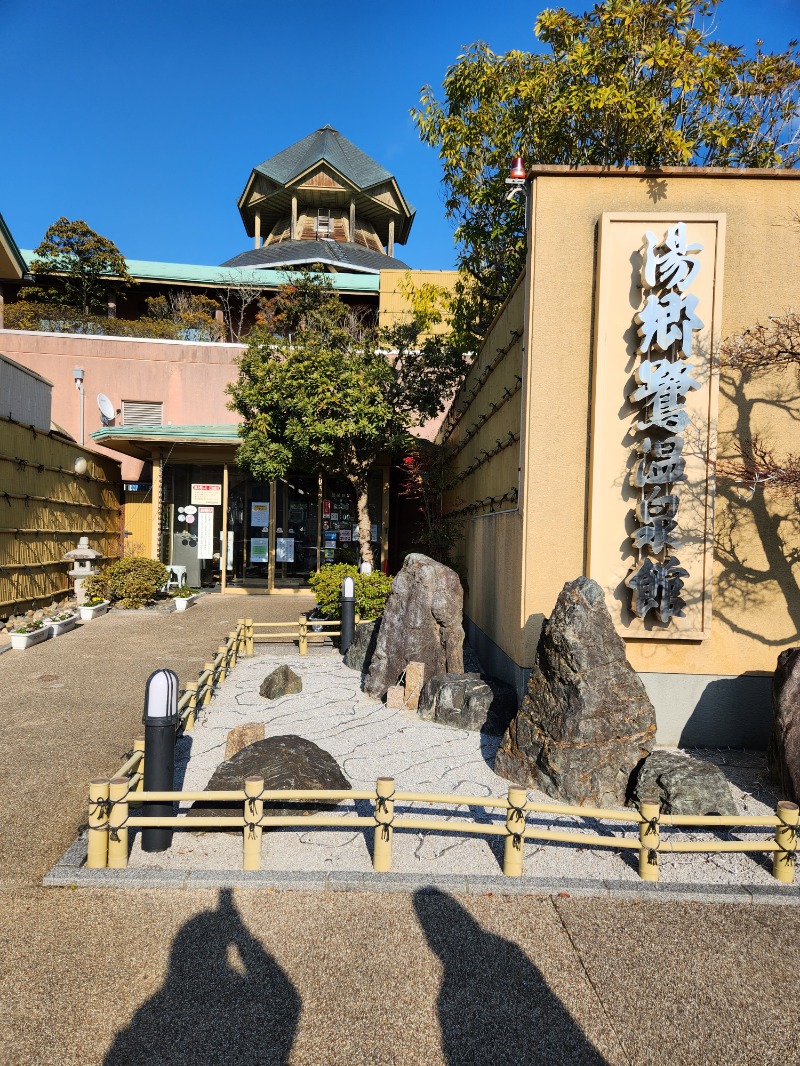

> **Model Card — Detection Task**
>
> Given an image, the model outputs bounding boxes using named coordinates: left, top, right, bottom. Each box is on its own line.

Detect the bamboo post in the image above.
left=184, top=682, right=198, bottom=730
left=228, top=630, right=238, bottom=668
left=638, top=798, right=661, bottom=881
left=243, top=775, right=264, bottom=871
left=503, top=786, right=527, bottom=876
left=133, top=737, right=145, bottom=791
left=373, top=776, right=395, bottom=873
left=107, top=777, right=130, bottom=869
left=298, top=615, right=308, bottom=657
left=237, top=618, right=245, bottom=658
left=246, top=618, right=254, bottom=656
left=203, top=663, right=214, bottom=705
left=773, top=800, right=799, bottom=884
left=87, top=779, right=110, bottom=869
left=218, top=645, right=228, bottom=683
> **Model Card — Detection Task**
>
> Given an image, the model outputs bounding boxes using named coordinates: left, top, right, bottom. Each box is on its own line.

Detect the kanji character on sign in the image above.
left=636, top=291, right=704, bottom=358
left=632, top=359, right=701, bottom=433
left=641, top=223, right=703, bottom=292
left=626, top=556, right=689, bottom=622
left=632, top=516, right=680, bottom=553
left=636, top=486, right=680, bottom=524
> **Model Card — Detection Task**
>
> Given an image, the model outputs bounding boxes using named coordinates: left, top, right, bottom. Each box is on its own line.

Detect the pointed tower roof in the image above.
left=254, top=125, right=395, bottom=191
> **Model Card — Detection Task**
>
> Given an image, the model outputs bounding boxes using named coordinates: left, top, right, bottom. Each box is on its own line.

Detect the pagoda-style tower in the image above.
left=222, top=125, right=415, bottom=273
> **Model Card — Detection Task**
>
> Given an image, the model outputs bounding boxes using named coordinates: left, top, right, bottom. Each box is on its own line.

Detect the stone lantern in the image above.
left=63, top=536, right=103, bottom=605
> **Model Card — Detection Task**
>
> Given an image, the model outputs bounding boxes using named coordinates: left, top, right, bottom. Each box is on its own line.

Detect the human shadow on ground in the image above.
left=413, top=889, right=609, bottom=1066
left=104, top=888, right=300, bottom=1065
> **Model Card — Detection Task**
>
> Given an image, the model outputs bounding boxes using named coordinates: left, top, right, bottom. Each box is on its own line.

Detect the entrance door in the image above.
left=274, top=475, right=320, bottom=588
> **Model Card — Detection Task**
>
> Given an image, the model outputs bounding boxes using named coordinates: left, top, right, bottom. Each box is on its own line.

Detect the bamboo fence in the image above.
left=86, top=618, right=800, bottom=883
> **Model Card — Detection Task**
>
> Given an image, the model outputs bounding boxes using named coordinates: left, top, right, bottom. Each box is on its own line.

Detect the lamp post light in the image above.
left=72, top=366, right=85, bottom=445
left=340, top=575, right=355, bottom=656
left=141, top=668, right=179, bottom=853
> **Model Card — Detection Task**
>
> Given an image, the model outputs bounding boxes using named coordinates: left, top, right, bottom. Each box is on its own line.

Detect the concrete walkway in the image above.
left=3, top=595, right=800, bottom=1064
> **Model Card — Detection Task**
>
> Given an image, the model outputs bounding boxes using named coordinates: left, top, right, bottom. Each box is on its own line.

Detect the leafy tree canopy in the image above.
left=21, top=216, right=130, bottom=315
left=228, top=272, right=468, bottom=564
left=413, top=0, right=800, bottom=337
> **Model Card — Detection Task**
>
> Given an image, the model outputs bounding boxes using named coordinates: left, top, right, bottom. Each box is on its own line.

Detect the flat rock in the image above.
left=769, top=648, right=800, bottom=804
left=630, top=750, right=737, bottom=815
left=224, top=722, right=265, bottom=760
left=495, top=577, right=656, bottom=807
left=343, top=618, right=381, bottom=673
left=259, top=664, right=302, bottom=700
left=188, top=735, right=350, bottom=823
left=418, top=673, right=517, bottom=735
left=365, top=554, right=464, bottom=699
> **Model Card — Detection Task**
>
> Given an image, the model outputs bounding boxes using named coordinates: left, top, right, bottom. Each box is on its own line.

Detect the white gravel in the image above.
left=128, top=647, right=783, bottom=886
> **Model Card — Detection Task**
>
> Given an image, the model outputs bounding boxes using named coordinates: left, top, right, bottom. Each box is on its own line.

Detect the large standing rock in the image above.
left=419, top=673, right=518, bottom=735
left=365, top=554, right=464, bottom=699
left=343, top=618, right=382, bottom=673
left=769, top=648, right=800, bottom=803
left=630, top=751, right=737, bottom=815
left=495, top=577, right=656, bottom=807
left=259, top=665, right=302, bottom=700
left=188, top=735, right=350, bottom=822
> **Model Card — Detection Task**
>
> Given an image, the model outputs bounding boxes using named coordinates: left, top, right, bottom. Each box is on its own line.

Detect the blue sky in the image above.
left=0, top=0, right=797, bottom=272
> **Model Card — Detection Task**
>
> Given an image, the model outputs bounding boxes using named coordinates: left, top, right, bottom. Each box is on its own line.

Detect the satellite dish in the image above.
left=97, top=394, right=115, bottom=425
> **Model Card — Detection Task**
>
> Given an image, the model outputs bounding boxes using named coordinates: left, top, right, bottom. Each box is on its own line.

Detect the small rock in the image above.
left=630, top=750, right=737, bottom=815
left=224, top=722, right=266, bottom=760
left=188, top=735, right=350, bottom=823
left=769, top=647, right=800, bottom=804
left=386, top=685, right=405, bottom=709
left=418, top=673, right=517, bottom=735
left=404, top=662, right=426, bottom=710
left=259, top=665, right=302, bottom=700
left=343, top=618, right=382, bottom=673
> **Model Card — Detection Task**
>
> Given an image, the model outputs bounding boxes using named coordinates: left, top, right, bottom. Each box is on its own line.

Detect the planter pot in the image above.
left=49, top=615, right=78, bottom=637
left=174, top=594, right=199, bottom=612
left=10, top=625, right=52, bottom=650
left=79, top=601, right=110, bottom=621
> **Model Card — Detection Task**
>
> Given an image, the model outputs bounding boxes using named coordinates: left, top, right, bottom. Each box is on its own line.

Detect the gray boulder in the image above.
left=419, top=673, right=518, bottom=735
left=769, top=648, right=800, bottom=804
left=343, top=618, right=382, bottom=673
left=365, top=554, right=464, bottom=700
left=188, top=735, right=350, bottom=822
left=495, top=577, right=656, bottom=807
left=259, top=664, right=302, bottom=700
left=630, top=750, right=737, bottom=815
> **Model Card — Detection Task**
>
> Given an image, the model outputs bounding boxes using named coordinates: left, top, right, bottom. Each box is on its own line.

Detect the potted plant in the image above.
left=47, top=610, right=78, bottom=637
left=10, top=619, right=52, bottom=650
left=172, top=586, right=201, bottom=612
left=79, top=596, right=110, bottom=621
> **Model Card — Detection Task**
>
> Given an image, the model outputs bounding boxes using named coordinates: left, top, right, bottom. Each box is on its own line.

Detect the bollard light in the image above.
left=359, top=561, right=373, bottom=575
left=141, top=668, right=179, bottom=852
left=340, top=575, right=356, bottom=656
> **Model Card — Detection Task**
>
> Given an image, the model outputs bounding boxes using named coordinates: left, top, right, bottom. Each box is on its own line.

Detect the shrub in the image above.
left=308, top=564, right=394, bottom=620
left=85, top=556, right=169, bottom=609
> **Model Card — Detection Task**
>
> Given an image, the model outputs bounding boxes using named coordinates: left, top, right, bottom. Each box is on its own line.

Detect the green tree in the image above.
left=21, top=216, right=130, bottom=314
left=228, top=274, right=467, bottom=566
left=413, top=0, right=800, bottom=339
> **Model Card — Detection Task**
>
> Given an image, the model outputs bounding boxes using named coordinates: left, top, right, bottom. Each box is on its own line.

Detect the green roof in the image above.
left=92, top=424, right=241, bottom=450
left=19, top=252, right=380, bottom=293
left=256, top=125, right=395, bottom=192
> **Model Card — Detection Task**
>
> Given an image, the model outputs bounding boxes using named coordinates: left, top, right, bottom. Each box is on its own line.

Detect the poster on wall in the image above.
left=339, top=529, right=352, bottom=543
left=250, top=538, right=269, bottom=563
left=323, top=500, right=331, bottom=516
left=197, top=507, right=214, bottom=559
left=226, top=531, right=234, bottom=570
left=191, top=483, right=221, bottom=505
left=250, top=501, right=270, bottom=528
left=276, top=538, right=294, bottom=563
left=324, top=548, right=335, bottom=560
left=324, top=531, right=337, bottom=545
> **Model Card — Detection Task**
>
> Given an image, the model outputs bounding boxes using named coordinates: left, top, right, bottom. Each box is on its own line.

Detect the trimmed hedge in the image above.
left=85, top=556, right=170, bottom=609
left=308, top=564, right=393, bottom=620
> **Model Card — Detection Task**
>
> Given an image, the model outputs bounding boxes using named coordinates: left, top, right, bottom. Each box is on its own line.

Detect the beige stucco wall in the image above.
left=443, top=274, right=526, bottom=668
left=0, top=330, right=245, bottom=480
left=378, top=269, right=459, bottom=335
left=520, top=170, right=800, bottom=683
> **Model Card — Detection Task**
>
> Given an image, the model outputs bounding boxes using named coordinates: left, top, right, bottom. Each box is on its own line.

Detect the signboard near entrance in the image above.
left=250, top=537, right=269, bottom=562
left=197, top=507, right=214, bottom=559
left=191, top=483, right=222, bottom=505
left=251, top=501, right=270, bottom=528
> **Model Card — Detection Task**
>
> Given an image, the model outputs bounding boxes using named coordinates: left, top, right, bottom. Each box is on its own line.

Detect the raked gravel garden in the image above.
left=127, top=644, right=784, bottom=888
